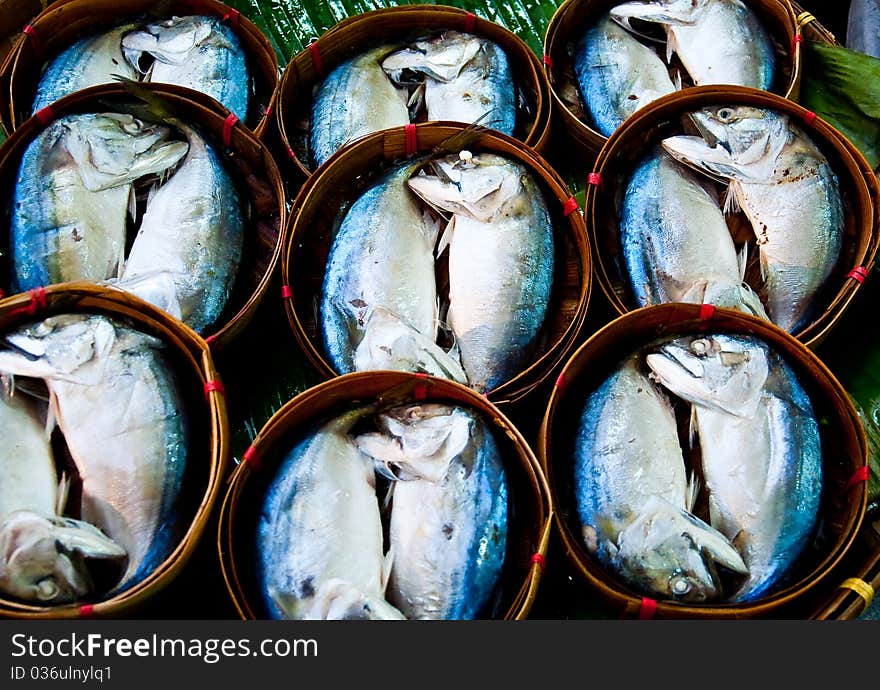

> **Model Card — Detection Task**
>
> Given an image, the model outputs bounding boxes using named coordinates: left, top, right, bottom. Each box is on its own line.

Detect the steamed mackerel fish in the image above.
left=574, top=15, right=676, bottom=137
left=32, top=24, right=139, bottom=113
left=622, top=146, right=767, bottom=317
left=354, top=405, right=508, bottom=620
left=119, top=121, right=244, bottom=335
left=647, top=335, right=823, bottom=601
left=382, top=31, right=515, bottom=136
left=321, top=161, right=465, bottom=382
left=0, top=315, right=189, bottom=593
left=257, top=408, right=404, bottom=620
left=610, top=0, right=775, bottom=89
left=310, top=45, right=409, bottom=168
left=575, top=356, right=747, bottom=602
left=848, top=0, right=880, bottom=59
left=11, top=113, right=188, bottom=292
left=407, top=153, right=554, bottom=393
left=663, top=106, right=844, bottom=333
left=0, top=391, right=125, bottom=604
left=122, top=15, right=250, bottom=121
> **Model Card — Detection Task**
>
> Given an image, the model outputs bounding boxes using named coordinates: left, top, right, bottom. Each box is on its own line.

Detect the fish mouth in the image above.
left=688, top=112, right=729, bottom=154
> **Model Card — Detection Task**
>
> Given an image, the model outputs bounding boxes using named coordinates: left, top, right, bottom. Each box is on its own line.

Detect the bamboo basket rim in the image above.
left=0, top=0, right=280, bottom=138
left=0, top=281, right=229, bottom=619
left=539, top=303, right=868, bottom=619
left=279, top=121, right=592, bottom=406
left=0, top=81, right=287, bottom=354
left=274, top=3, right=552, bottom=180
left=541, top=0, right=801, bottom=152
left=217, top=370, right=555, bottom=621
left=584, top=83, right=880, bottom=350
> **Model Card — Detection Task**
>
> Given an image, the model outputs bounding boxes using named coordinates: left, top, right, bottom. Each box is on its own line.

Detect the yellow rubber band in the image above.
left=797, top=12, right=816, bottom=28
left=840, top=578, right=875, bottom=609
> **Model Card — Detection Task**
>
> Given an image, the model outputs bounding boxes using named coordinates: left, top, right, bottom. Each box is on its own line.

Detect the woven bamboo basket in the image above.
left=538, top=303, right=868, bottom=619
left=586, top=84, right=880, bottom=349
left=0, top=0, right=279, bottom=138
left=0, top=82, right=286, bottom=352
left=542, top=0, right=800, bottom=157
left=274, top=4, right=552, bottom=181
left=281, top=122, right=592, bottom=407
left=0, top=282, right=229, bottom=619
left=789, top=2, right=839, bottom=46
left=218, top=371, right=553, bottom=620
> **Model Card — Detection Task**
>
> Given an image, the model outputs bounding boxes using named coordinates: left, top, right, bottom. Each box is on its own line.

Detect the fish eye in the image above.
left=689, top=338, right=711, bottom=356
left=35, top=577, right=59, bottom=601
left=669, top=573, right=693, bottom=598
left=715, top=108, right=736, bottom=122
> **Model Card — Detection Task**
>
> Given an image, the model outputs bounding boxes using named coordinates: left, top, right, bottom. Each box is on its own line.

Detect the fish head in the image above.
left=645, top=334, right=769, bottom=417
left=610, top=0, right=712, bottom=30
left=612, top=497, right=748, bottom=602
left=0, top=511, right=127, bottom=604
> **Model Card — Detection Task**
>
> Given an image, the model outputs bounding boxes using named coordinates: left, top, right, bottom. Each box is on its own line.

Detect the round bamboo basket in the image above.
left=0, top=0, right=279, bottom=138
left=586, top=84, right=880, bottom=349
left=538, top=303, right=868, bottom=619
left=0, top=82, right=286, bottom=352
left=789, top=2, right=840, bottom=46
left=218, top=371, right=553, bottom=620
left=0, top=0, right=44, bottom=112
left=542, top=0, right=800, bottom=157
left=0, top=282, right=229, bottom=619
left=274, top=4, right=552, bottom=181
left=281, top=122, right=592, bottom=407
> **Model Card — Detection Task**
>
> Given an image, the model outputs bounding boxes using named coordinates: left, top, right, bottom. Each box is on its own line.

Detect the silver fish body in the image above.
left=321, top=161, right=463, bottom=380
left=122, top=16, right=250, bottom=121
left=0, top=391, right=126, bottom=604
left=611, top=0, right=775, bottom=89
left=662, top=106, right=844, bottom=333
left=119, top=121, right=243, bottom=335
left=407, top=153, right=555, bottom=393
left=11, top=113, right=188, bottom=292
left=646, top=334, right=823, bottom=601
left=310, top=45, right=409, bottom=168
left=256, top=408, right=404, bottom=620
left=382, top=31, right=515, bottom=136
left=354, top=404, right=507, bottom=620
left=0, top=315, right=189, bottom=593
left=847, top=0, right=880, bottom=59
left=574, top=15, right=676, bottom=137
left=621, top=146, right=767, bottom=317
left=32, top=25, right=139, bottom=113
left=574, top=356, right=747, bottom=602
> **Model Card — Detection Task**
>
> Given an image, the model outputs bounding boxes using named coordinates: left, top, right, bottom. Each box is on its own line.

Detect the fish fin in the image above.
left=113, top=75, right=177, bottom=123
left=55, top=474, right=71, bottom=516
left=407, top=82, right=425, bottom=117
left=738, top=283, right=769, bottom=321
left=428, top=116, right=494, bottom=160
left=737, top=242, right=749, bottom=282
left=699, top=545, right=723, bottom=593
left=688, top=404, right=698, bottom=449
left=686, top=468, right=700, bottom=512
left=672, top=68, right=683, bottom=91
left=45, top=391, right=60, bottom=439
left=723, top=184, right=741, bottom=215
left=759, top=247, right=769, bottom=283
left=666, top=29, right=677, bottom=63
left=436, top=215, right=455, bottom=258
left=381, top=549, right=394, bottom=594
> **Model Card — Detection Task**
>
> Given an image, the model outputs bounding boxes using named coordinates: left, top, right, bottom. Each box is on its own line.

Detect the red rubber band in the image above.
left=204, top=334, right=217, bottom=346
left=587, top=172, right=602, bottom=187
left=531, top=553, right=546, bottom=570
left=204, top=380, right=226, bottom=398
left=308, top=42, right=324, bottom=77
left=34, top=106, right=54, bottom=126
left=542, top=54, right=554, bottom=69
left=281, top=284, right=294, bottom=299
left=286, top=146, right=297, bottom=160
left=22, top=24, right=43, bottom=55
left=222, top=113, right=238, bottom=149
left=404, top=123, right=418, bottom=156
left=791, top=33, right=802, bottom=54
left=699, top=303, right=716, bottom=321
left=555, top=372, right=565, bottom=389
left=242, top=445, right=260, bottom=470
left=413, top=373, right=430, bottom=401
left=802, top=110, right=817, bottom=126
left=79, top=604, right=96, bottom=618
left=846, top=466, right=870, bottom=490
left=562, top=196, right=579, bottom=217
left=847, top=266, right=869, bottom=284
left=221, top=10, right=240, bottom=28
left=464, top=12, right=477, bottom=32
left=265, top=104, right=273, bottom=119
left=637, top=597, right=657, bottom=620
left=10, top=287, right=47, bottom=317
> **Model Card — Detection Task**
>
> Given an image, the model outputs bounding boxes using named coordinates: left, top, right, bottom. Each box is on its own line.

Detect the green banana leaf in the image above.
left=800, top=40, right=880, bottom=169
